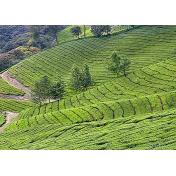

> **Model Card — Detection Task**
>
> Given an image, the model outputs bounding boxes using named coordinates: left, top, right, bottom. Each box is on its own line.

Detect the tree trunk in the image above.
left=83, top=25, right=86, bottom=37
left=124, top=69, right=126, bottom=77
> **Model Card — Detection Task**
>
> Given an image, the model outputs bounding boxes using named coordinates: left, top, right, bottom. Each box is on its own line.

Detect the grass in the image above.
left=0, top=109, right=176, bottom=149
left=1, top=26, right=176, bottom=149
left=15, top=58, right=176, bottom=119
left=0, top=77, right=24, bottom=95
left=9, top=26, right=176, bottom=94
left=0, top=98, right=34, bottom=112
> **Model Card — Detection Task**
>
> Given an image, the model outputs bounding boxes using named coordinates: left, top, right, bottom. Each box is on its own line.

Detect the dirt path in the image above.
left=0, top=112, right=19, bottom=133
left=0, top=71, right=31, bottom=100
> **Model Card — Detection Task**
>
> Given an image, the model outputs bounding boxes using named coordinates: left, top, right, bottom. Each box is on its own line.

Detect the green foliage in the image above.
left=91, top=25, right=104, bottom=37
left=11, top=25, right=176, bottom=91
left=102, top=25, right=112, bottom=35
left=49, top=80, right=65, bottom=100
left=91, top=25, right=112, bottom=37
left=108, top=52, right=121, bottom=76
left=0, top=77, right=24, bottom=95
left=70, top=26, right=82, bottom=39
left=82, top=64, right=93, bottom=89
left=71, top=64, right=93, bottom=90
left=32, top=76, right=65, bottom=104
left=57, top=25, right=134, bottom=44
left=0, top=98, right=34, bottom=112
left=108, top=52, right=131, bottom=77
left=70, top=65, right=83, bottom=90
left=119, top=57, right=131, bottom=77
left=32, top=76, right=51, bottom=105
left=2, top=26, right=176, bottom=149
left=30, top=26, right=40, bottom=40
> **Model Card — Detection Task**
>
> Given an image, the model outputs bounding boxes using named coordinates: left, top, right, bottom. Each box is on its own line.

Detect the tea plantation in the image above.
left=1, top=25, right=176, bottom=149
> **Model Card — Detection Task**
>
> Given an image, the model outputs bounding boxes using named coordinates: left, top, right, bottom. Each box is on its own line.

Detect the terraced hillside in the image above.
left=0, top=98, right=34, bottom=112
left=6, top=59, right=176, bottom=130
left=8, top=26, right=176, bottom=91
left=0, top=77, right=24, bottom=95
left=0, top=108, right=176, bottom=149
left=1, top=25, right=176, bottom=149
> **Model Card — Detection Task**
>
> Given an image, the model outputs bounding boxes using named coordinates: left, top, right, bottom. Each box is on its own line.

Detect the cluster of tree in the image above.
left=70, top=25, right=87, bottom=39
left=29, top=25, right=66, bottom=49
left=71, top=64, right=93, bottom=91
left=0, top=25, right=29, bottom=53
left=108, top=52, right=131, bottom=77
left=70, top=25, right=112, bottom=39
left=91, top=25, right=112, bottom=37
left=32, top=64, right=93, bottom=105
left=32, top=76, right=65, bottom=106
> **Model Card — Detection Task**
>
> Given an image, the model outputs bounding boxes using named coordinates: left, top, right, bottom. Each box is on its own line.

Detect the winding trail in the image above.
left=0, top=71, right=31, bottom=131
left=0, top=112, right=19, bottom=133
left=0, top=71, right=31, bottom=100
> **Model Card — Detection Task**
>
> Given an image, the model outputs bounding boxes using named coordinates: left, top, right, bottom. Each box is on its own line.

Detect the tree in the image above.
left=108, top=52, right=121, bottom=76
left=119, top=58, right=131, bottom=77
left=70, top=65, right=83, bottom=90
left=29, top=26, right=41, bottom=40
left=108, top=52, right=131, bottom=77
left=83, top=25, right=86, bottom=37
left=32, top=81, right=45, bottom=106
left=70, top=64, right=93, bottom=91
left=31, top=76, right=51, bottom=105
left=49, top=80, right=65, bottom=100
left=103, top=25, right=112, bottom=35
left=91, top=25, right=104, bottom=37
left=91, top=25, right=112, bottom=37
left=82, top=64, right=93, bottom=89
left=71, top=26, right=82, bottom=39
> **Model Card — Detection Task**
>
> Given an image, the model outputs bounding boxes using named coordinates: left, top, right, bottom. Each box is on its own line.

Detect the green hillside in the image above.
left=6, top=59, right=176, bottom=131
left=0, top=98, right=34, bottom=112
left=57, top=25, right=133, bottom=44
left=0, top=77, right=24, bottom=95
left=0, top=109, right=176, bottom=149
left=1, top=25, right=176, bottom=149
left=9, top=26, right=176, bottom=91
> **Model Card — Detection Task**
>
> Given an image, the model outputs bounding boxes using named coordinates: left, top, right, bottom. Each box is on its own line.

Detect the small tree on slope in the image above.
left=71, top=65, right=83, bottom=90
left=108, top=52, right=131, bottom=77
left=71, top=26, right=82, bottom=39
left=91, top=25, right=112, bottom=37
left=119, top=58, right=131, bottom=77
left=108, top=52, right=121, bottom=77
left=82, top=64, right=93, bottom=89
left=70, top=64, right=93, bottom=91
left=49, top=80, right=65, bottom=100
left=32, top=76, right=51, bottom=105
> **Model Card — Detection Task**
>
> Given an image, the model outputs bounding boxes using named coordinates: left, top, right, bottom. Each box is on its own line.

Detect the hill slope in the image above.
left=1, top=25, right=176, bottom=149
left=8, top=26, right=176, bottom=91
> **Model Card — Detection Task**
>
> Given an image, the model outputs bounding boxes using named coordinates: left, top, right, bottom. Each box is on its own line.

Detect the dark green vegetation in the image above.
left=32, top=76, right=65, bottom=105
left=0, top=25, right=65, bottom=71
left=1, top=25, right=176, bottom=149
